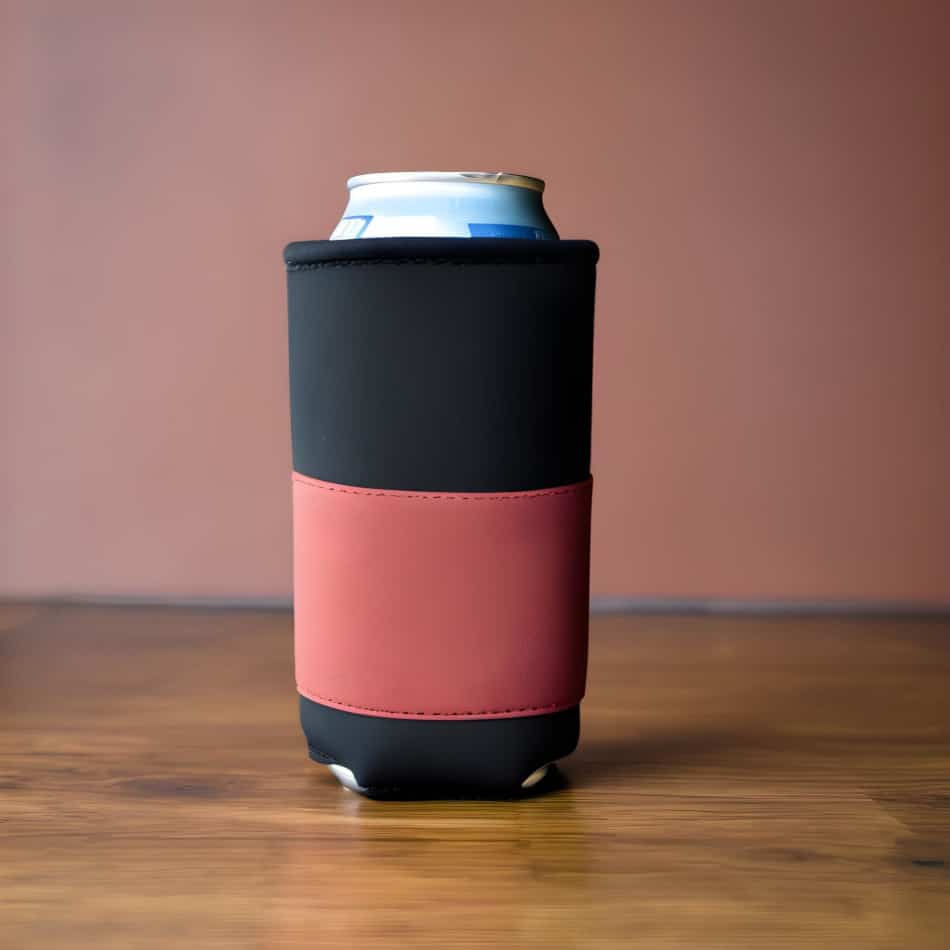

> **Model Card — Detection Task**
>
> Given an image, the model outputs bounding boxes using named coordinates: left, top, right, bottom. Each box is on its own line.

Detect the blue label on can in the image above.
left=336, top=215, right=372, bottom=239
left=468, top=223, right=548, bottom=239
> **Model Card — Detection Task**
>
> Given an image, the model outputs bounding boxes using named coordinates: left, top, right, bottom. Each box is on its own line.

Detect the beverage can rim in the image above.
left=346, top=171, right=545, bottom=193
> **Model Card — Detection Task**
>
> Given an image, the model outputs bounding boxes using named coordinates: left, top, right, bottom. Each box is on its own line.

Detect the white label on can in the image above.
left=364, top=215, right=442, bottom=238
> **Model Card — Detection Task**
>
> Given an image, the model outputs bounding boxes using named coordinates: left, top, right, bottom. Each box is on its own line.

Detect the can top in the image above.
left=346, top=171, right=545, bottom=193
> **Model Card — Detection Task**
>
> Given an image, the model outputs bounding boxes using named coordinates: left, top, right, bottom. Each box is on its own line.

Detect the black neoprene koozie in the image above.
left=286, top=238, right=598, bottom=795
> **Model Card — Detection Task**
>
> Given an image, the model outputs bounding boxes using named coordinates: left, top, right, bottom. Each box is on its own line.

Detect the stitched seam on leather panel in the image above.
left=292, top=472, right=592, bottom=501
left=296, top=684, right=581, bottom=718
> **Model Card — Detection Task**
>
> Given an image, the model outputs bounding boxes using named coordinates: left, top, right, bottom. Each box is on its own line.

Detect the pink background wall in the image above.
left=4, top=0, right=949, bottom=604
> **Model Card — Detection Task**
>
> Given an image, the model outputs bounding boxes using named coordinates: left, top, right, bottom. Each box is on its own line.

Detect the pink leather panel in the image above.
left=293, top=473, right=592, bottom=720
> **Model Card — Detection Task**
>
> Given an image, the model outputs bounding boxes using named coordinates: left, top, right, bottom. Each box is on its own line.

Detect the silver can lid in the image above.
left=346, top=171, right=545, bottom=193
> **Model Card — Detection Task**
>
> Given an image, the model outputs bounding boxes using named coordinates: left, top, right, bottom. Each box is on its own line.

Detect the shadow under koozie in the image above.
left=285, top=237, right=599, bottom=794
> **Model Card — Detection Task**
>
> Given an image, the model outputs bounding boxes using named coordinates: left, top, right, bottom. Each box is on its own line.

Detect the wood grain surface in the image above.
left=1, top=604, right=948, bottom=948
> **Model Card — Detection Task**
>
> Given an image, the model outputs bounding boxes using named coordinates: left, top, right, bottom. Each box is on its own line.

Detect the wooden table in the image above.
left=1, top=604, right=948, bottom=948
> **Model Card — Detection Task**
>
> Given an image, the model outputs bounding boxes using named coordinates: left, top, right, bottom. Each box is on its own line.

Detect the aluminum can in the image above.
left=330, top=171, right=558, bottom=240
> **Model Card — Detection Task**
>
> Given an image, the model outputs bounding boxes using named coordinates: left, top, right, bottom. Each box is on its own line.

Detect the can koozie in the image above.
left=285, top=237, right=598, bottom=794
